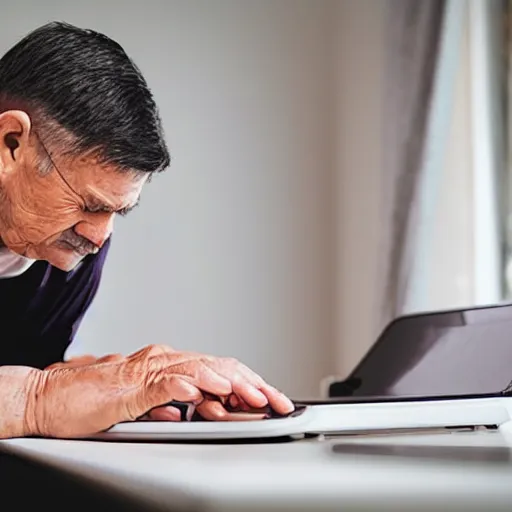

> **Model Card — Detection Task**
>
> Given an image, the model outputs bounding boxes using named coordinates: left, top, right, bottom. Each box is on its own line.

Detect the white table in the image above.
left=2, top=425, right=512, bottom=511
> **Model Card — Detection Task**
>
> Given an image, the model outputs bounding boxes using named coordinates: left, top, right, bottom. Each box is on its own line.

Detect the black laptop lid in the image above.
left=335, top=304, right=512, bottom=399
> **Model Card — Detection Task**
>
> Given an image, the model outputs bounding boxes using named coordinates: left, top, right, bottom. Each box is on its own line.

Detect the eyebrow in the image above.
left=85, top=196, right=140, bottom=216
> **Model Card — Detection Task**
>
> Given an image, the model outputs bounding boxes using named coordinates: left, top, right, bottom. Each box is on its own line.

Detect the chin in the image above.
left=42, top=248, right=86, bottom=272
left=51, top=259, right=83, bottom=272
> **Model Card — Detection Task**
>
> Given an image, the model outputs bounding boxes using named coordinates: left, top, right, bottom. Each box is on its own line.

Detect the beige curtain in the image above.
left=377, top=0, right=459, bottom=328
left=329, top=0, right=466, bottom=396
left=505, top=0, right=512, bottom=297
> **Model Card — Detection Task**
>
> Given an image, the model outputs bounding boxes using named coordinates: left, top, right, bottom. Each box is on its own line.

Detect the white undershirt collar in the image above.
left=0, top=246, right=36, bottom=278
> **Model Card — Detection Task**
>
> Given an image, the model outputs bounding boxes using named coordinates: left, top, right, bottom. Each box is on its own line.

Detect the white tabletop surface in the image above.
left=2, top=426, right=512, bottom=511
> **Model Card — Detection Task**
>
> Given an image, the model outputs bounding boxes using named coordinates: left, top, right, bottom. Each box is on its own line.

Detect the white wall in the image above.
left=333, top=0, right=386, bottom=378
left=1, top=1, right=479, bottom=398
left=1, top=0, right=338, bottom=397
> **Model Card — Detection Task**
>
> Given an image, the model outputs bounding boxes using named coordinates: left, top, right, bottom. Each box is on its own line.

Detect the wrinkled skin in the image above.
left=0, top=109, right=294, bottom=437
left=22, top=345, right=294, bottom=438
left=0, top=110, right=144, bottom=271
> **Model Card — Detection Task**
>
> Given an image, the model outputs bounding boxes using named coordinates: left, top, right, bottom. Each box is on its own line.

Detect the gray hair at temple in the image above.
left=0, top=21, right=170, bottom=176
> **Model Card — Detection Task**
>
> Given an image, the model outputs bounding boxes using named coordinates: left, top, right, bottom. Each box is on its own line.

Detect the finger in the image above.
left=230, top=377, right=270, bottom=408
left=195, top=400, right=267, bottom=422
left=228, top=394, right=241, bottom=409
left=228, top=394, right=258, bottom=412
left=225, top=393, right=253, bottom=412
left=223, top=361, right=294, bottom=414
left=161, top=376, right=203, bottom=403
left=203, top=357, right=294, bottom=415
left=166, top=360, right=233, bottom=397
left=138, top=375, right=203, bottom=418
left=257, top=383, right=295, bottom=415
left=227, top=374, right=294, bottom=415
left=226, top=394, right=258, bottom=413
left=204, top=358, right=269, bottom=407
left=146, top=406, right=183, bottom=422
left=131, top=348, right=234, bottom=398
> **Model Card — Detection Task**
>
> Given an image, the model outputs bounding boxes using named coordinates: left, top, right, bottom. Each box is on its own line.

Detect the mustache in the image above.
left=55, top=229, right=99, bottom=255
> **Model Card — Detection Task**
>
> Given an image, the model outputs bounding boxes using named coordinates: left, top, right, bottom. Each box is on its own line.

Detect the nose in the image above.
left=74, top=212, right=115, bottom=248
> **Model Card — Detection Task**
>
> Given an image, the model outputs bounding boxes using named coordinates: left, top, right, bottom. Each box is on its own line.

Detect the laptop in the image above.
left=91, top=303, right=512, bottom=441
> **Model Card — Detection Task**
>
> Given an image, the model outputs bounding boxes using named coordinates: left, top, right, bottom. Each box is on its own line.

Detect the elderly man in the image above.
left=0, top=22, right=293, bottom=439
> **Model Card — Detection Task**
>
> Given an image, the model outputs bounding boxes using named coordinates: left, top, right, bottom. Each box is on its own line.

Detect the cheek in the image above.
left=5, top=172, right=84, bottom=244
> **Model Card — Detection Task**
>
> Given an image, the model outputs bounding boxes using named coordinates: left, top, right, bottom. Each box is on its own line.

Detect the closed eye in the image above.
left=117, top=203, right=139, bottom=217
left=85, top=201, right=139, bottom=217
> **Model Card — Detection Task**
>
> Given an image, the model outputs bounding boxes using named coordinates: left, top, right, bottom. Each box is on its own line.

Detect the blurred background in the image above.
left=1, top=0, right=510, bottom=398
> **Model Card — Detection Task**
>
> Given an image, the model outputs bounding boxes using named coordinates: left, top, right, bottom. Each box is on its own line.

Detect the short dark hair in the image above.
left=0, top=21, right=170, bottom=174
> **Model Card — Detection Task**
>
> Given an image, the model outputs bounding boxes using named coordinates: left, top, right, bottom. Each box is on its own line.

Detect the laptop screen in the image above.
left=338, top=304, right=512, bottom=398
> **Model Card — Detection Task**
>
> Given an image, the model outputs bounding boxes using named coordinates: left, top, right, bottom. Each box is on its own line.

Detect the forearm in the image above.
left=0, top=366, right=41, bottom=439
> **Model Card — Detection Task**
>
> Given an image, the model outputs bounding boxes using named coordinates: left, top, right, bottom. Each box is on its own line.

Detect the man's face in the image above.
left=0, top=113, right=148, bottom=271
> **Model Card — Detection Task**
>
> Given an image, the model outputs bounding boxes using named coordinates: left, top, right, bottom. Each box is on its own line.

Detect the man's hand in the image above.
left=24, top=345, right=294, bottom=438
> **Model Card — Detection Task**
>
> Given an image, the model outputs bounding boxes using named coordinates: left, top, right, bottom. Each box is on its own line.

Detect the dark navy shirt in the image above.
left=0, top=238, right=110, bottom=369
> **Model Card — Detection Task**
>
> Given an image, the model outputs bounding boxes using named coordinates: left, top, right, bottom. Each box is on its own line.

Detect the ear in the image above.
left=0, top=110, right=32, bottom=174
